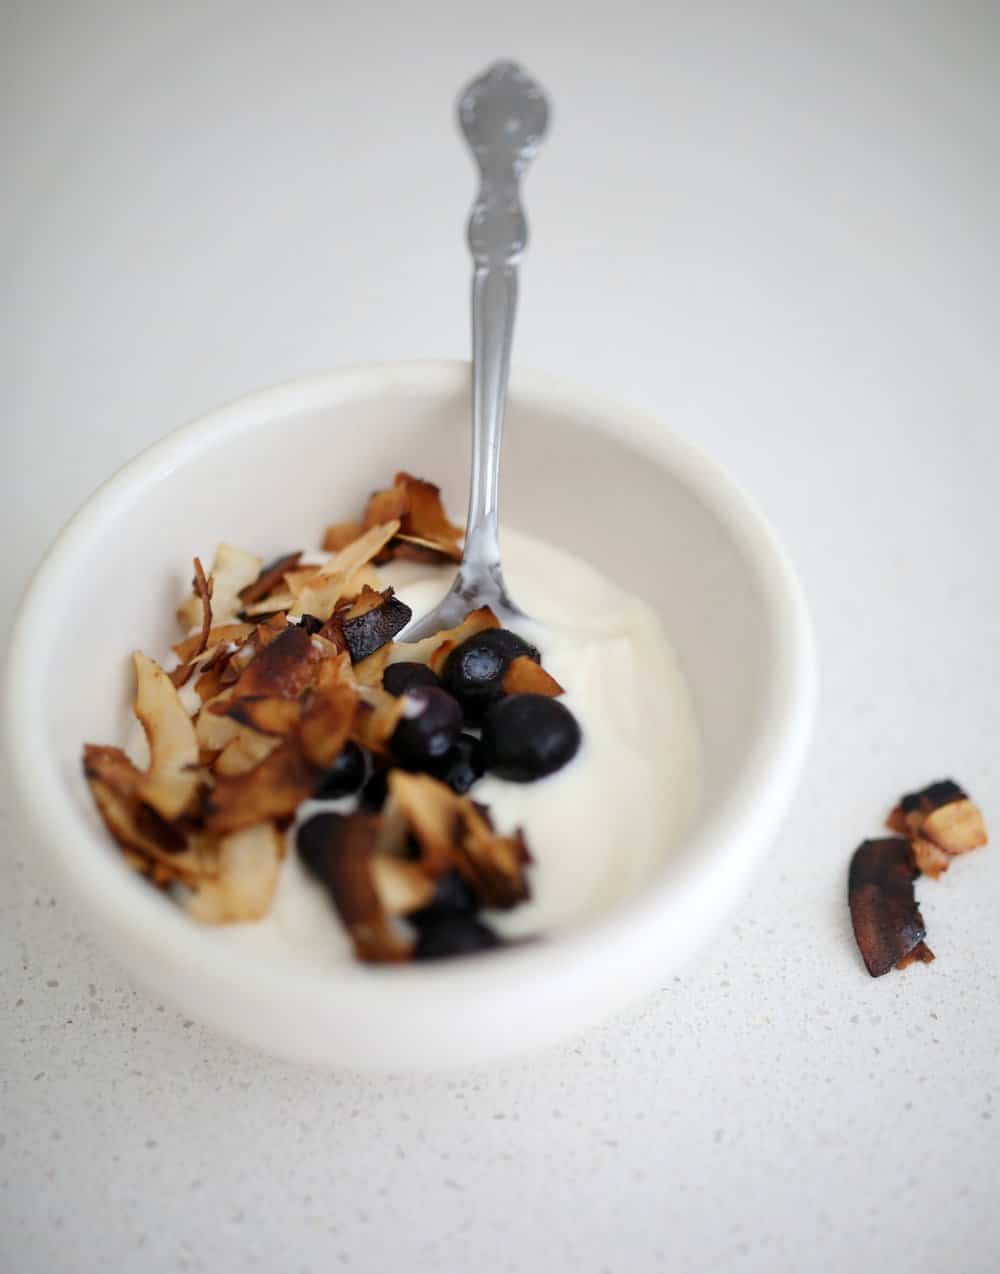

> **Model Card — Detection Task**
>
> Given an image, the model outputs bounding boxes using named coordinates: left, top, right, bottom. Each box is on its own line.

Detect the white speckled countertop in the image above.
left=3, top=3, right=998, bottom=1271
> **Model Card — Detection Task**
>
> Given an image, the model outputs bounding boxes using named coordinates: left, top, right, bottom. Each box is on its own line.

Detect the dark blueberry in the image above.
left=478, top=629, right=541, bottom=664
left=480, top=693, right=582, bottom=782
left=412, top=912, right=501, bottom=960
left=298, top=613, right=324, bottom=635
left=382, top=661, right=442, bottom=697
left=442, top=628, right=540, bottom=719
left=390, top=686, right=463, bottom=767
left=431, top=732, right=485, bottom=794
left=410, top=870, right=478, bottom=923
left=358, top=767, right=390, bottom=812
left=313, top=741, right=369, bottom=799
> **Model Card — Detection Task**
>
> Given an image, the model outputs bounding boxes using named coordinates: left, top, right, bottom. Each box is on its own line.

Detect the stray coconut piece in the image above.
left=178, top=544, right=261, bottom=629
left=132, top=652, right=200, bottom=821
left=848, top=837, right=933, bottom=977
left=886, top=779, right=988, bottom=877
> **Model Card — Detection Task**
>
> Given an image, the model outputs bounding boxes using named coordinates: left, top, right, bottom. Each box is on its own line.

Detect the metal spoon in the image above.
left=403, top=60, right=550, bottom=641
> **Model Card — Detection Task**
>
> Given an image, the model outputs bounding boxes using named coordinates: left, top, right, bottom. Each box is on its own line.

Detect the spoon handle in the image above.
left=466, top=264, right=517, bottom=563
left=459, top=61, right=549, bottom=568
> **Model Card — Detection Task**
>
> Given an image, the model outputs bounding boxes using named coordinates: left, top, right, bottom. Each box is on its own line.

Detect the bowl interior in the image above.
left=8, top=362, right=809, bottom=1067
left=47, top=367, right=769, bottom=830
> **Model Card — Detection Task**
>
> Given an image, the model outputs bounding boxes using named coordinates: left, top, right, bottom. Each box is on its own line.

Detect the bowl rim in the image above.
left=3, top=359, right=817, bottom=1012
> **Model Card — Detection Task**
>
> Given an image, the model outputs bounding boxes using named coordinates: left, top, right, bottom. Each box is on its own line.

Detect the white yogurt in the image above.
left=149, top=529, right=702, bottom=968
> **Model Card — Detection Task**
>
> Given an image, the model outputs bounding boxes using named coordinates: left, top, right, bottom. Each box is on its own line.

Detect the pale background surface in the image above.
left=3, top=3, right=999, bottom=1271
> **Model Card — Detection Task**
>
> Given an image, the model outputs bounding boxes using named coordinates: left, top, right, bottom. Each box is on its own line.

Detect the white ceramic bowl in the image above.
left=4, top=362, right=815, bottom=1070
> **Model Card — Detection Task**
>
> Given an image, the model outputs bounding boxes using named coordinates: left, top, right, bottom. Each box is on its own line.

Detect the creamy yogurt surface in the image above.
left=188, top=527, right=702, bottom=968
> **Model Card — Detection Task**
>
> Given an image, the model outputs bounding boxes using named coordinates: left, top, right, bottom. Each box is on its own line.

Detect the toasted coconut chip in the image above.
left=387, top=771, right=530, bottom=906
left=214, top=731, right=281, bottom=776
left=241, top=593, right=296, bottom=618
left=453, top=805, right=531, bottom=910
left=352, top=689, right=407, bottom=755
left=886, top=779, right=987, bottom=871
left=377, top=797, right=410, bottom=857
left=83, top=742, right=144, bottom=798
left=364, top=474, right=463, bottom=563
left=195, top=699, right=266, bottom=753
left=204, top=615, right=289, bottom=695
left=391, top=606, right=500, bottom=667
left=399, top=473, right=463, bottom=541
left=298, top=812, right=411, bottom=961
left=909, top=835, right=952, bottom=879
left=317, top=612, right=349, bottom=653
left=289, top=521, right=400, bottom=622
left=170, top=558, right=213, bottom=687
left=364, top=483, right=409, bottom=530
left=256, top=611, right=291, bottom=642
left=203, top=740, right=318, bottom=834
left=387, top=771, right=466, bottom=876
left=341, top=589, right=412, bottom=663
left=353, top=643, right=392, bottom=688
left=848, top=838, right=933, bottom=977
left=238, top=552, right=303, bottom=606
left=313, top=648, right=355, bottom=689
left=287, top=573, right=348, bottom=624
left=185, top=823, right=282, bottom=923
left=919, top=799, right=986, bottom=856
left=226, top=696, right=302, bottom=736
left=342, top=584, right=389, bottom=621
left=370, top=853, right=435, bottom=915
left=283, top=565, right=323, bottom=598
left=194, top=660, right=230, bottom=704
left=385, top=535, right=462, bottom=566
left=502, top=656, right=564, bottom=697
left=132, top=653, right=200, bottom=821
left=299, top=681, right=359, bottom=768
left=89, top=780, right=207, bottom=883
left=341, top=564, right=384, bottom=600
left=82, top=745, right=207, bottom=883
left=896, top=942, right=936, bottom=969
left=217, top=624, right=321, bottom=704
left=178, top=544, right=260, bottom=630
left=173, top=622, right=255, bottom=663
left=322, top=520, right=365, bottom=552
